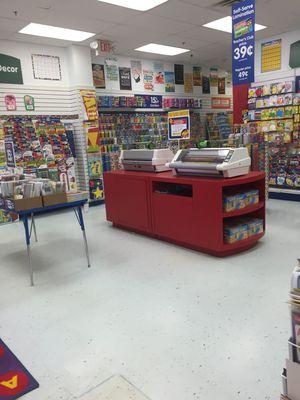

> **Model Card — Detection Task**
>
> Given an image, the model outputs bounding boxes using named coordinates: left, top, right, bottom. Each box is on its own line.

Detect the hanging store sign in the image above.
left=134, top=94, right=162, bottom=109
left=168, top=110, right=190, bottom=141
left=0, top=54, right=23, bottom=84
left=232, top=0, right=256, bottom=85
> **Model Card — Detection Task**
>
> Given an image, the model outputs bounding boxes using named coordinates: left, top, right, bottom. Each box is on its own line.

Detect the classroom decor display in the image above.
left=232, top=0, right=255, bottom=85
left=4, top=95, right=17, bottom=112
left=0, top=54, right=23, bottom=84
left=261, top=39, right=282, bottom=73
left=210, top=68, right=218, bottom=88
left=143, top=70, right=154, bottom=91
left=119, top=67, right=132, bottom=90
left=245, top=79, right=300, bottom=192
left=218, top=77, right=226, bottom=95
left=174, top=64, right=184, bottom=85
left=164, top=71, right=175, bottom=93
left=92, top=64, right=106, bottom=88
left=202, top=75, right=211, bottom=94
left=193, top=67, right=202, bottom=87
left=168, top=110, right=190, bottom=141
left=154, top=62, right=164, bottom=85
left=0, top=338, right=39, bottom=399
left=184, top=73, right=193, bottom=94
left=31, top=54, right=62, bottom=81
left=131, top=60, right=142, bottom=84
left=105, top=59, right=119, bottom=82
left=80, top=90, right=98, bottom=121
left=0, top=116, right=77, bottom=192
left=23, top=95, right=35, bottom=111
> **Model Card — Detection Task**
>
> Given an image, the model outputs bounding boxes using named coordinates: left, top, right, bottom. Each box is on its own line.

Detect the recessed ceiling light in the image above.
left=203, top=16, right=266, bottom=33
left=135, top=43, right=190, bottom=56
left=19, top=23, right=95, bottom=42
left=97, top=0, right=168, bottom=11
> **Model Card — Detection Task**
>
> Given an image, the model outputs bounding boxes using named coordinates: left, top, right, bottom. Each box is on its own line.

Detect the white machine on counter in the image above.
left=168, top=148, right=251, bottom=178
left=120, top=149, right=174, bottom=172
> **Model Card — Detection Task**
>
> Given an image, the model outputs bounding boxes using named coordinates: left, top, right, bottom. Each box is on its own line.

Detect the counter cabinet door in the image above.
left=104, top=174, right=152, bottom=232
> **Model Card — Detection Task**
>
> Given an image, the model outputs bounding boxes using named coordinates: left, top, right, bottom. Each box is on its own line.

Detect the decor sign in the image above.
left=232, top=0, right=255, bottom=85
left=135, top=95, right=162, bottom=109
left=0, top=54, right=23, bottom=84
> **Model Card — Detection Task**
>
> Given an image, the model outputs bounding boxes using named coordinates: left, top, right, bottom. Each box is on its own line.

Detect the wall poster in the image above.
left=165, top=71, right=175, bottom=93
left=80, top=89, right=98, bottom=121
left=193, top=66, right=202, bottom=86
left=261, top=39, right=282, bottom=73
left=143, top=70, right=154, bottom=91
left=174, top=64, right=184, bottom=85
left=218, top=77, right=226, bottom=94
left=131, top=60, right=142, bottom=84
left=92, top=64, right=106, bottom=88
left=105, top=60, right=119, bottom=82
left=202, top=76, right=211, bottom=94
left=210, top=68, right=218, bottom=87
left=184, top=73, right=193, bottom=93
left=119, top=67, right=132, bottom=90
left=154, top=62, right=164, bottom=85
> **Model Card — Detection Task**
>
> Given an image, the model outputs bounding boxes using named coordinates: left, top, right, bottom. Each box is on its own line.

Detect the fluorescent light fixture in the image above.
left=135, top=43, right=190, bottom=56
left=19, top=23, right=95, bottom=42
left=203, top=16, right=266, bottom=33
left=97, top=0, right=168, bottom=11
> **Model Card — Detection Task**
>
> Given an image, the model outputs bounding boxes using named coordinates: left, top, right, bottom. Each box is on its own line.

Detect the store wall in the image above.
left=255, top=29, right=300, bottom=83
left=92, top=53, right=233, bottom=97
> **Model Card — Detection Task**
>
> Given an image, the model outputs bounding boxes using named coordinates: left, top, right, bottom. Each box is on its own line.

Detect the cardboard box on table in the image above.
left=4, top=197, right=43, bottom=212
left=42, top=193, right=68, bottom=207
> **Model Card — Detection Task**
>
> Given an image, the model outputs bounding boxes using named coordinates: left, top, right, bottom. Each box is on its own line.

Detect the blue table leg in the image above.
left=23, top=215, right=34, bottom=287
left=76, top=206, right=91, bottom=268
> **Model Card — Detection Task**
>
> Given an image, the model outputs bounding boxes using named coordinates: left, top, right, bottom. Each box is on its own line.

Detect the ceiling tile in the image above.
left=149, top=0, right=226, bottom=25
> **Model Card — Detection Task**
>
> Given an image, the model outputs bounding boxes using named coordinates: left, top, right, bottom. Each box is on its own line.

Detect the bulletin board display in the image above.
left=31, top=54, right=62, bottom=81
left=261, top=39, right=282, bottom=73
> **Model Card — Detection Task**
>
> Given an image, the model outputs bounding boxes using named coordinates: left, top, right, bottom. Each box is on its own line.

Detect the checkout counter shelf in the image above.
left=104, top=170, right=266, bottom=257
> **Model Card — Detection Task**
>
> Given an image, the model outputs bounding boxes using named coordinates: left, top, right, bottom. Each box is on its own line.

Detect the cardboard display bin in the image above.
left=3, top=197, right=43, bottom=212
left=42, top=193, right=68, bottom=207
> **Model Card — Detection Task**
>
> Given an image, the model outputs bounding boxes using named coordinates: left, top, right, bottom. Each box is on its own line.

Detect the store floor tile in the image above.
left=0, top=199, right=299, bottom=400
left=78, top=375, right=150, bottom=400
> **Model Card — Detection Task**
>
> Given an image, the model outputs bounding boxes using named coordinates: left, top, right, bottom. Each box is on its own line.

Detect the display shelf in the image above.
left=222, top=201, right=264, bottom=218
left=222, top=231, right=265, bottom=250
left=104, top=171, right=265, bottom=257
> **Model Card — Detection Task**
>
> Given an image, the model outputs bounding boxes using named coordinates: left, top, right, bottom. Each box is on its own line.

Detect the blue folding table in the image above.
left=18, top=200, right=91, bottom=286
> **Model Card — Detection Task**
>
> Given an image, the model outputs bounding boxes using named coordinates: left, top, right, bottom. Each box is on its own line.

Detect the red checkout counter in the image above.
left=103, top=170, right=265, bottom=257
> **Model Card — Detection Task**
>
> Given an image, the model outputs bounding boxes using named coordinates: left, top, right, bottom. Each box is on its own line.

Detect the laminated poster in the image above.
left=193, top=66, right=202, bottom=86
left=5, top=95, right=17, bottom=111
left=218, top=77, right=226, bottom=95
left=131, top=60, right=142, bottom=84
left=143, top=70, right=154, bottom=91
left=210, top=68, right=218, bottom=87
left=261, top=39, right=282, bottom=73
left=80, top=90, right=98, bottom=121
left=92, top=64, right=106, bottom=88
left=184, top=72, right=193, bottom=94
left=164, top=71, right=175, bottom=93
left=202, top=76, right=211, bottom=94
left=119, top=67, right=132, bottom=90
left=174, top=64, right=184, bottom=85
left=105, top=59, right=119, bottom=82
left=154, top=62, right=164, bottom=85
left=24, top=95, right=35, bottom=111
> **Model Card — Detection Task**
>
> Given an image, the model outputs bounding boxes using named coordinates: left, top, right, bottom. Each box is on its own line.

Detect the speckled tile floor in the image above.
left=0, top=199, right=299, bottom=400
